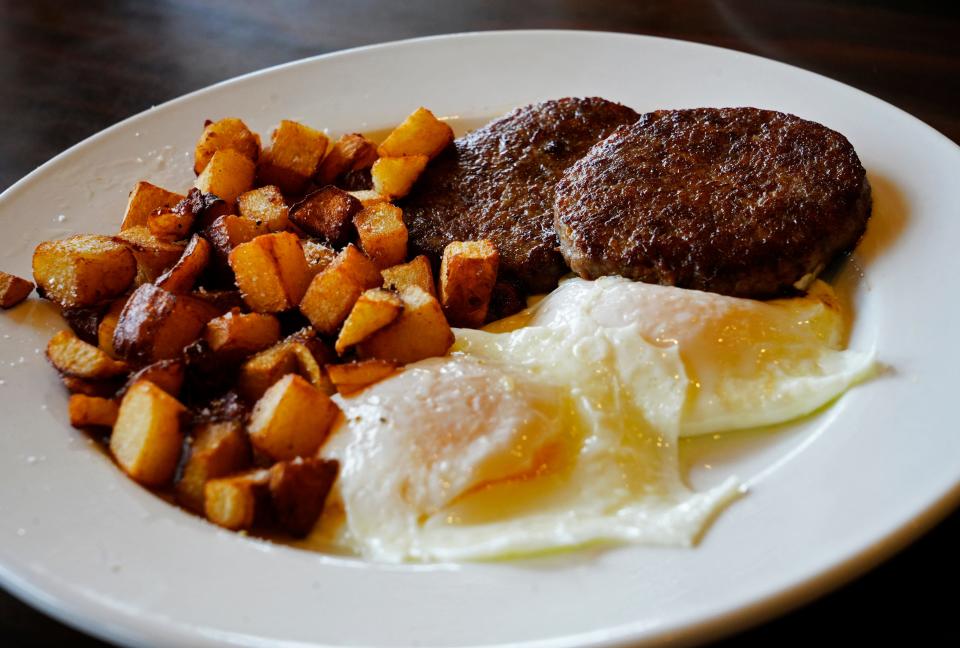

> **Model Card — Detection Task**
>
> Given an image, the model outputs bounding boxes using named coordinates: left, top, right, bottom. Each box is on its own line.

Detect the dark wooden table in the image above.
left=1, top=1, right=958, bottom=645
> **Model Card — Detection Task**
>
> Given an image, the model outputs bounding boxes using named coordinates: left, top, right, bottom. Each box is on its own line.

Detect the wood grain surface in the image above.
left=1, top=0, right=958, bottom=646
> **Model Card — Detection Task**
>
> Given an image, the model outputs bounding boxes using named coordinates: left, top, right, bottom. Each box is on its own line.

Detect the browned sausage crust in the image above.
left=401, top=98, right=639, bottom=293
left=554, top=108, right=872, bottom=298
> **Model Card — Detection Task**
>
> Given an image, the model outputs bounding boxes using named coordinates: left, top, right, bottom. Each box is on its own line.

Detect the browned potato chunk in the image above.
left=68, top=394, right=119, bottom=428
left=347, top=190, right=389, bottom=208
left=155, top=235, right=210, bottom=294
left=113, top=227, right=186, bottom=284
left=371, top=155, right=429, bottom=199
left=238, top=343, right=299, bottom=402
left=315, top=133, right=378, bottom=185
left=33, top=235, right=136, bottom=309
left=439, top=240, right=500, bottom=327
left=326, top=359, right=397, bottom=395
left=334, top=244, right=382, bottom=289
left=205, top=310, right=280, bottom=358
left=257, top=120, right=329, bottom=195
left=47, top=329, right=129, bottom=378
left=357, top=286, right=454, bottom=364
left=269, top=458, right=339, bottom=536
left=354, top=202, right=408, bottom=269
left=204, top=469, right=270, bottom=530
left=301, top=239, right=336, bottom=276
left=121, top=181, right=185, bottom=231
left=176, top=420, right=252, bottom=513
left=203, top=214, right=269, bottom=263
left=381, top=255, right=436, bottom=297
left=61, top=375, right=122, bottom=398
left=113, top=284, right=221, bottom=363
left=298, top=245, right=380, bottom=334
left=377, top=107, right=454, bottom=160
left=289, top=186, right=362, bottom=245
left=110, top=380, right=187, bottom=486
left=194, top=117, right=261, bottom=175
left=125, top=359, right=185, bottom=397
left=229, top=232, right=311, bottom=313
left=335, top=288, right=403, bottom=353
left=98, top=296, right=129, bottom=357
left=237, top=185, right=289, bottom=232
left=195, top=148, right=256, bottom=205
left=0, top=271, right=34, bottom=308
left=288, top=341, right=334, bottom=395
left=248, top=373, right=339, bottom=461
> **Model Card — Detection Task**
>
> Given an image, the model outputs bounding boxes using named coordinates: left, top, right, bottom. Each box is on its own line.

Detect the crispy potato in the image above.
left=381, top=255, right=436, bottom=297
left=315, top=133, right=378, bottom=185
left=121, top=181, right=185, bottom=231
left=191, top=288, right=245, bottom=313
left=110, top=380, right=187, bottom=486
left=113, top=284, right=221, bottom=364
left=194, top=117, right=261, bottom=175
left=248, top=374, right=339, bottom=461
left=326, top=359, right=397, bottom=395
left=113, top=227, right=186, bottom=284
left=298, top=264, right=362, bottom=335
left=377, top=107, right=453, bottom=160
left=347, top=190, right=389, bottom=208
left=68, top=394, right=119, bottom=428
left=237, top=336, right=334, bottom=402
left=204, top=469, right=270, bottom=530
left=176, top=420, right=252, bottom=513
left=147, top=206, right=193, bottom=242
left=237, top=185, right=289, bottom=232
left=371, top=155, right=429, bottom=199
left=33, top=235, right=136, bottom=309
left=288, top=341, right=334, bottom=395
left=439, top=240, right=500, bottom=327
left=301, top=239, right=336, bottom=276
left=203, top=214, right=269, bottom=266
left=357, top=286, right=454, bottom=364
left=46, top=329, right=129, bottom=379
left=289, top=186, right=362, bottom=245
left=257, top=120, right=329, bottom=195
left=205, top=310, right=281, bottom=358
left=155, top=235, right=210, bottom=294
left=229, top=232, right=311, bottom=313
left=333, top=244, right=382, bottom=289
left=194, top=148, right=256, bottom=206
left=61, top=374, right=122, bottom=398
left=268, top=458, right=338, bottom=536
left=0, top=271, right=34, bottom=308
left=97, top=295, right=130, bottom=357
left=124, top=359, right=185, bottom=397
left=335, top=288, right=403, bottom=353
left=354, top=202, right=408, bottom=269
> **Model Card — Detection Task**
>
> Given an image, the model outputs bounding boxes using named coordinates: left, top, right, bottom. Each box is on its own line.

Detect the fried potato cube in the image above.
left=61, top=374, right=122, bottom=398
left=357, top=286, right=453, bottom=364
left=113, top=284, right=221, bottom=363
left=194, top=148, right=256, bottom=205
left=378, top=107, right=453, bottom=160
left=301, top=239, right=336, bottom=276
left=335, top=289, right=403, bottom=353
left=146, top=208, right=193, bottom=242
left=229, top=232, right=311, bottom=313
left=205, top=310, right=280, bottom=358
left=47, top=329, right=129, bottom=379
left=333, top=244, right=382, bottom=290
left=68, top=394, right=119, bottom=428
left=125, top=359, right=185, bottom=397
left=121, top=181, right=185, bottom=231
left=381, top=255, right=436, bottom=297
left=439, top=240, right=500, bottom=327
left=289, top=186, right=362, bottom=245
left=371, top=155, right=429, bottom=199
left=176, top=420, right=252, bottom=513
left=98, top=296, right=130, bottom=358
left=315, top=133, right=378, bottom=185
left=155, top=235, right=210, bottom=294
left=269, top=458, right=338, bottom=537
left=354, top=202, right=408, bottom=269
left=203, top=214, right=269, bottom=262
left=237, top=185, right=289, bottom=232
left=298, top=245, right=380, bottom=334
left=0, top=271, right=34, bottom=308
left=204, top=469, right=270, bottom=530
left=194, top=117, right=261, bottom=175
left=257, top=120, right=329, bottom=195
left=110, top=380, right=187, bottom=486
left=288, top=341, right=335, bottom=395
left=347, top=190, right=389, bottom=208
left=113, top=227, right=186, bottom=284
left=33, top=235, right=136, bottom=309
left=248, top=374, right=339, bottom=461
left=326, top=359, right=397, bottom=395
left=237, top=343, right=298, bottom=402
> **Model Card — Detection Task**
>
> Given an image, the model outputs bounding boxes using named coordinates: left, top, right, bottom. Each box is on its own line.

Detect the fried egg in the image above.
left=315, top=276, right=875, bottom=562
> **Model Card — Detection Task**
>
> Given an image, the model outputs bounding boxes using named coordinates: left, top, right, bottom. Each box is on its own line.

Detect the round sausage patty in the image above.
left=553, top=108, right=872, bottom=298
left=400, top=97, right=639, bottom=293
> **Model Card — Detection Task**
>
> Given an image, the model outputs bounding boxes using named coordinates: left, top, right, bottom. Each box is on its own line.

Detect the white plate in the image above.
left=1, top=30, right=958, bottom=648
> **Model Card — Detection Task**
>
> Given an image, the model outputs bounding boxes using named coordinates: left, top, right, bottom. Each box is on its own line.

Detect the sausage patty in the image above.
left=554, top=108, right=872, bottom=298
left=400, top=97, right=639, bottom=293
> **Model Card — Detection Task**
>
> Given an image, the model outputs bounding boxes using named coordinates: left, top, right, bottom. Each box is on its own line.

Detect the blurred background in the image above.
left=1, top=0, right=958, bottom=646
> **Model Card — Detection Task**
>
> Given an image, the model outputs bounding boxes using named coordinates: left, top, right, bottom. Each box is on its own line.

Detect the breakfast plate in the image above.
left=1, top=29, right=959, bottom=647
